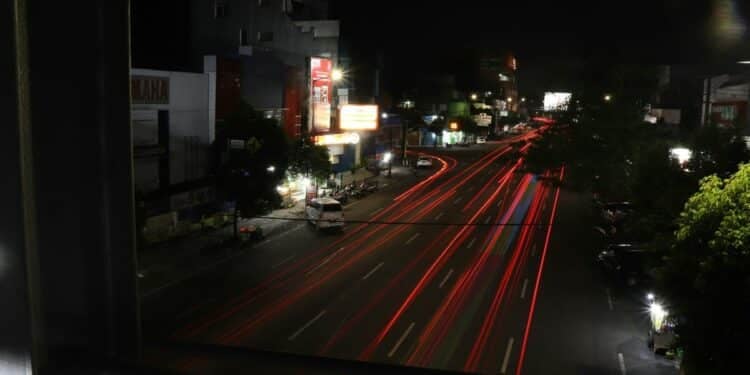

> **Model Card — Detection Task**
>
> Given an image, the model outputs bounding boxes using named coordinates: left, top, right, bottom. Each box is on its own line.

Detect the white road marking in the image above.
left=438, top=269, right=454, bottom=289
left=466, top=237, right=477, bottom=249
left=388, top=322, right=415, bottom=357
left=520, top=278, right=529, bottom=299
left=435, top=212, right=445, bottom=220
left=484, top=215, right=492, bottom=224
left=306, top=247, right=344, bottom=276
left=272, top=254, right=296, bottom=269
left=288, top=310, right=326, bottom=341
left=370, top=207, right=383, bottom=216
left=500, top=337, right=515, bottom=374
left=405, top=233, right=421, bottom=245
left=453, top=196, right=464, bottom=204
left=362, top=262, right=385, bottom=280
left=606, top=288, right=614, bottom=311
left=617, top=352, right=626, bottom=375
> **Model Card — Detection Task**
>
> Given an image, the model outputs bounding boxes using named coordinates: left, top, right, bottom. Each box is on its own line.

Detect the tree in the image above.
left=659, top=164, right=750, bottom=373
left=214, top=101, right=289, bottom=237
left=288, top=138, right=331, bottom=184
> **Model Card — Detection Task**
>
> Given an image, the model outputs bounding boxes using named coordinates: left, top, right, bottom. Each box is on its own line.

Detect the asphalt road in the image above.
left=142, top=133, right=677, bottom=375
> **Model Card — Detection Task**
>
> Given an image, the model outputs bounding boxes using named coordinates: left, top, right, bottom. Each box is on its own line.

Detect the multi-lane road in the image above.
left=142, top=135, right=677, bottom=374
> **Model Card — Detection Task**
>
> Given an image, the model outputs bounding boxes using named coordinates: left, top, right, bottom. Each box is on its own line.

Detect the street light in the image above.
left=521, top=97, right=526, bottom=102
left=470, top=93, right=478, bottom=101
left=266, top=165, right=276, bottom=173
left=381, top=112, right=389, bottom=119
left=449, top=122, right=459, bottom=130
left=332, top=68, right=344, bottom=81
left=507, top=97, right=513, bottom=103
left=604, top=94, right=612, bottom=102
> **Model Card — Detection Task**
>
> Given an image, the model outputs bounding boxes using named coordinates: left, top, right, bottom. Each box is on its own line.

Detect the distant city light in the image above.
left=521, top=97, right=526, bottom=102
left=470, top=93, right=478, bottom=100
left=267, top=165, right=276, bottom=173
left=670, top=147, right=693, bottom=165
left=449, top=122, right=459, bottom=130
left=381, top=112, right=388, bottom=119
left=507, top=97, right=513, bottom=103
left=604, top=94, right=612, bottom=102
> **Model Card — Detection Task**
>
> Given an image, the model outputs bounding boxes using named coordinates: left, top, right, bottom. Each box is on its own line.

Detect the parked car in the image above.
left=597, top=244, right=659, bottom=287
left=597, top=201, right=634, bottom=224
left=416, top=155, right=433, bottom=168
left=476, top=136, right=487, bottom=144
left=305, top=198, right=344, bottom=231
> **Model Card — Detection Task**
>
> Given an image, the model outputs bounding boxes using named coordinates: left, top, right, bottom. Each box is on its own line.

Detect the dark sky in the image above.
left=333, top=0, right=750, bottom=96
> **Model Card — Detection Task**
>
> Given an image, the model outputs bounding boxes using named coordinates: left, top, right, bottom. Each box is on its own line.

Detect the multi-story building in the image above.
left=189, top=0, right=340, bottom=139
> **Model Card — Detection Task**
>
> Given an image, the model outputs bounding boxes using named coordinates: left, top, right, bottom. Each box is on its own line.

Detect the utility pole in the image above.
left=401, top=118, right=408, bottom=166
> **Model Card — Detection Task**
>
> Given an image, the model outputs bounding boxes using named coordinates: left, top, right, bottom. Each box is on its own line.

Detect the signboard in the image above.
left=131, top=76, right=169, bottom=104
left=310, top=57, right=332, bottom=132
left=340, top=104, right=378, bottom=130
left=543, top=92, right=572, bottom=111
left=314, top=132, right=360, bottom=146
left=473, top=113, right=493, bottom=127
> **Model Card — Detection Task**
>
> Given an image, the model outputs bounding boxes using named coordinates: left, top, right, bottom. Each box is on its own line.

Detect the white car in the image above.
left=476, top=136, right=487, bottom=144
left=416, top=156, right=433, bottom=168
left=305, top=198, right=344, bottom=230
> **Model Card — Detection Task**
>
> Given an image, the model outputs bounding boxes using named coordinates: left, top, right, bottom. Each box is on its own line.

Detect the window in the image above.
left=239, top=28, right=248, bottom=46
left=214, top=1, right=226, bottom=18
left=720, top=106, right=737, bottom=121
left=257, top=31, right=274, bottom=42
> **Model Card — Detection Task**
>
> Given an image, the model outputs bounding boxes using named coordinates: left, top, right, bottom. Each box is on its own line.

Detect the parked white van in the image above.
left=305, top=198, right=344, bottom=231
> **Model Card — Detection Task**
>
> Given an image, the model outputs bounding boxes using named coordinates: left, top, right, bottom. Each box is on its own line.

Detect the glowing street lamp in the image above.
left=332, top=68, right=344, bottom=82
left=649, top=302, right=668, bottom=331
left=507, top=97, right=513, bottom=103
left=470, top=93, right=478, bottom=100
left=449, top=122, right=459, bottom=130
left=266, top=165, right=276, bottom=173
left=604, top=94, right=612, bottom=102
left=521, top=97, right=526, bottom=102
left=669, top=147, right=693, bottom=165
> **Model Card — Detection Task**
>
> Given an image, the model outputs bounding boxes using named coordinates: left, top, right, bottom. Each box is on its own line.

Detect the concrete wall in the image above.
left=131, top=68, right=215, bottom=191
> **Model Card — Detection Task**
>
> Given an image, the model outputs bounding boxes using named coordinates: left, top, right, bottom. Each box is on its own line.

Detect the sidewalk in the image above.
left=138, top=200, right=307, bottom=297
left=137, top=167, right=391, bottom=298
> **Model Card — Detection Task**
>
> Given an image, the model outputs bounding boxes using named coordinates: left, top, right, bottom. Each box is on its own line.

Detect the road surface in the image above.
left=142, top=135, right=677, bottom=374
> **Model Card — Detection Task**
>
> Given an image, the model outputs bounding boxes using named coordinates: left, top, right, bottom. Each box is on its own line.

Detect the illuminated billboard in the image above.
left=314, top=132, right=361, bottom=146
left=340, top=104, right=378, bottom=130
left=310, top=57, right=332, bottom=132
left=543, top=92, right=572, bottom=111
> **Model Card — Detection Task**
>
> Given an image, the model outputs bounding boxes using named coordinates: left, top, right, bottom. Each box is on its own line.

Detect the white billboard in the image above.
left=340, top=104, right=378, bottom=130
left=543, top=92, right=572, bottom=111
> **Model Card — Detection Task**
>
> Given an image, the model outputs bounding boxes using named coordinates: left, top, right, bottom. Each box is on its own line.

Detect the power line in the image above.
left=247, top=216, right=552, bottom=227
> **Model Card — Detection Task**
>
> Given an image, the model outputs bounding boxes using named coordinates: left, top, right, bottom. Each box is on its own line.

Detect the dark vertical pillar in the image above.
left=1, top=0, right=43, bottom=373
left=13, top=0, right=140, bottom=371
left=158, top=109, right=171, bottom=191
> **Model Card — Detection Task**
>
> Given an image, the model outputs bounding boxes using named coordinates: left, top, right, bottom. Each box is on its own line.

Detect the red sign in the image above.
left=310, top=57, right=332, bottom=132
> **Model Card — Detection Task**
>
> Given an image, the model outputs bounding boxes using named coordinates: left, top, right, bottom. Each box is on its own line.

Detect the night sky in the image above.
left=132, top=1, right=750, bottom=97
left=333, top=0, right=750, bottom=96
